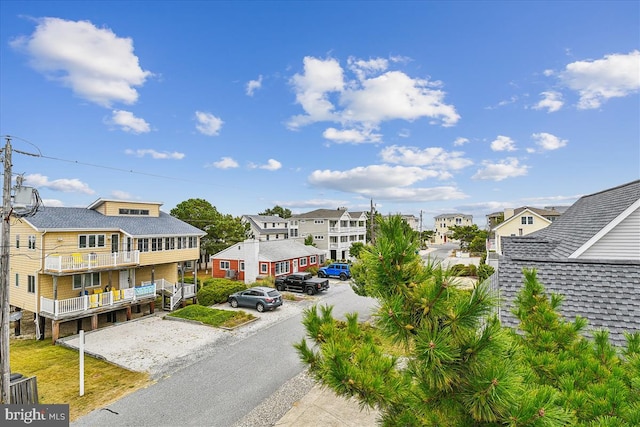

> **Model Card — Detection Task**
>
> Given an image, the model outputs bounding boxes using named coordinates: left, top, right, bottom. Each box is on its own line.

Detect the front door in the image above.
left=293, top=259, right=298, bottom=273
left=119, top=270, right=131, bottom=289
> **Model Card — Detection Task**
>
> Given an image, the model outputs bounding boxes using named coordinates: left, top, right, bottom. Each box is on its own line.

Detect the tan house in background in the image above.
left=8, top=199, right=205, bottom=342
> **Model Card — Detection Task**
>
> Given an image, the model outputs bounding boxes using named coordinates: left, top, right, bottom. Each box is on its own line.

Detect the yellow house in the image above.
left=8, top=198, right=205, bottom=342
left=492, top=207, right=555, bottom=255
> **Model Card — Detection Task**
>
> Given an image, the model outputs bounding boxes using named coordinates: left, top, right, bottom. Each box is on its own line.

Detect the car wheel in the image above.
left=318, top=271, right=325, bottom=278
left=306, top=287, right=315, bottom=296
left=276, top=284, right=283, bottom=291
left=230, top=298, right=238, bottom=308
left=340, top=273, right=348, bottom=281
left=256, top=302, right=265, bottom=312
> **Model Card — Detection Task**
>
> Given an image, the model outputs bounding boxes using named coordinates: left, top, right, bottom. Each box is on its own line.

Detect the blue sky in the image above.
left=1, top=1, right=638, bottom=228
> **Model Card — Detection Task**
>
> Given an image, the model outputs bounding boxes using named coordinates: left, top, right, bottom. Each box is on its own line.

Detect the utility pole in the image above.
left=369, top=199, right=375, bottom=244
left=0, top=135, right=12, bottom=403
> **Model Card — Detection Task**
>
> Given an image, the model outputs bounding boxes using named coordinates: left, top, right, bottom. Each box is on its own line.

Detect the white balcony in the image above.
left=44, top=251, right=140, bottom=273
left=40, top=283, right=156, bottom=318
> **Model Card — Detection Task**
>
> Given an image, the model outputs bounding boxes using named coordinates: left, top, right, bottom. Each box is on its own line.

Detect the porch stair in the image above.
left=147, top=279, right=197, bottom=312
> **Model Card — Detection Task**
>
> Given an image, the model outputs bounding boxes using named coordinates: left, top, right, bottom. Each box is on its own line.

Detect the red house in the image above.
left=210, top=239, right=327, bottom=283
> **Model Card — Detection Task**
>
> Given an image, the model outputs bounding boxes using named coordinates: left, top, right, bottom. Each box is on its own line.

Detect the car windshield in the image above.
left=267, top=290, right=280, bottom=297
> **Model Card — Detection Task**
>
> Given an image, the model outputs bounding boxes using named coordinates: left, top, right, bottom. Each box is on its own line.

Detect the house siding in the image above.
left=580, top=208, right=640, bottom=260
left=94, top=200, right=161, bottom=217
left=494, top=212, right=551, bottom=255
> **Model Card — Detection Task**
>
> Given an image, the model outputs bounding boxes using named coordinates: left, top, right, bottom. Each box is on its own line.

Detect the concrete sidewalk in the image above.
left=275, top=384, right=379, bottom=427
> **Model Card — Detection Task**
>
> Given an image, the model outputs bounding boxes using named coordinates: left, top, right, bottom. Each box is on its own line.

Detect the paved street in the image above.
left=71, top=280, right=377, bottom=427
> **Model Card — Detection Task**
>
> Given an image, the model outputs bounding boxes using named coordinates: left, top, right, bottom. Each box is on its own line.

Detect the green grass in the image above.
left=168, top=304, right=256, bottom=328
left=10, top=338, right=150, bottom=421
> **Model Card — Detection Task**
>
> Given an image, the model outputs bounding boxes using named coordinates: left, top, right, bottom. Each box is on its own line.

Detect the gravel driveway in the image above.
left=59, top=300, right=305, bottom=378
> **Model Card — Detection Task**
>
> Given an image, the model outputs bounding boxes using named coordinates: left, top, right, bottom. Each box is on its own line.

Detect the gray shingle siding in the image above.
left=24, top=207, right=205, bottom=237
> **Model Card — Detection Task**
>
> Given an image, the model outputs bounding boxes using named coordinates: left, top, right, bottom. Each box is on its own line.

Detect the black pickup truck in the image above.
left=275, top=272, right=330, bottom=295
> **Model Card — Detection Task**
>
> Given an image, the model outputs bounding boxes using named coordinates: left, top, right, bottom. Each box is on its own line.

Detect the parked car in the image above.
left=275, top=272, right=330, bottom=295
left=318, top=263, right=351, bottom=280
left=228, top=286, right=283, bottom=312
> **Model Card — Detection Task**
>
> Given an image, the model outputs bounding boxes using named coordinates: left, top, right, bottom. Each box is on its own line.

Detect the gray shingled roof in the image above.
left=258, top=240, right=325, bottom=262
left=527, top=180, right=640, bottom=259
left=292, top=209, right=348, bottom=219
left=498, top=259, right=640, bottom=347
left=243, top=215, right=289, bottom=234
left=497, top=180, right=640, bottom=348
left=22, top=206, right=205, bottom=237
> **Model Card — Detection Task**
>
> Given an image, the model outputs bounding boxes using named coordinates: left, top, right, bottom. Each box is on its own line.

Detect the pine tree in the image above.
left=512, top=269, right=640, bottom=426
left=295, top=215, right=572, bottom=426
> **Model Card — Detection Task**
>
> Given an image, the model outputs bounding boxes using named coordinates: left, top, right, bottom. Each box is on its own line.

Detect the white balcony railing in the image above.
left=40, top=283, right=156, bottom=317
left=44, top=251, right=140, bottom=272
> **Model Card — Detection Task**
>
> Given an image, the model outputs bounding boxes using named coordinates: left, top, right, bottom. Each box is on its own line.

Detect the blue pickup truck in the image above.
left=317, top=263, right=351, bottom=281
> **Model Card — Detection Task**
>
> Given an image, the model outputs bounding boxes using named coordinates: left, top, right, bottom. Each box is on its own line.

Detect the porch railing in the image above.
left=141, top=280, right=197, bottom=311
left=44, top=251, right=141, bottom=272
left=40, top=283, right=156, bottom=317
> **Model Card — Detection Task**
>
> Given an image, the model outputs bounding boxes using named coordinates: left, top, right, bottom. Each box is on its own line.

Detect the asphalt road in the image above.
left=72, top=281, right=377, bottom=427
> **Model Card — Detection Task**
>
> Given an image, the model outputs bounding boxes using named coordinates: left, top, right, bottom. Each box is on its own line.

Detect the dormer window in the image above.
left=119, top=208, right=149, bottom=215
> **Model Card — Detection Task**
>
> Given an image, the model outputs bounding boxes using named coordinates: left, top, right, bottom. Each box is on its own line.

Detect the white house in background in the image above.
left=433, top=213, right=473, bottom=244
left=242, top=214, right=289, bottom=241
left=210, top=239, right=326, bottom=284
left=492, top=207, right=560, bottom=255
left=290, top=208, right=367, bottom=261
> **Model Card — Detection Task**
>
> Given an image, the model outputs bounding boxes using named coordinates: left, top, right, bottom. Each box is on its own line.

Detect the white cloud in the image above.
left=23, top=173, right=95, bottom=194
left=246, top=75, right=263, bottom=96
left=275, top=199, right=352, bottom=209
left=10, top=17, right=151, bottom=107
left=472, top=158, right=529, bottom=181
left=453, top=137, right=469, bottom=146
left=42, top=199, right=65, bottom=207
left=249, top=159, right=282, bottom=171
left=490, top=135, right=516, bottom=152
left=110, top=190, right=135, bottom=200
left=533, top=91, right=564, bottom=113
left=309, top=165, right=440, bottom=193
left=287, top=56, right=459, bottom=141
left=531, top=132, right=568, bottom=151
left=379, top=145, right=473, bottom=170
left=322, top=127, right=382, bottom=144
left=211, top=157, right=239, bottom=169
left=111, top=110, right=151, bottom=133
left=195, top=111, right=224, bottom=136
left=559, top=50, right=640, bottom=109
left=309, top=164, right=467, bottom=202
left=124, top=149, right=184, bottom=159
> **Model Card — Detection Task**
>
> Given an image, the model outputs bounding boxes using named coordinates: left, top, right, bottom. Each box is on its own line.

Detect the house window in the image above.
left=119, top=208, right=149, bottom=215
left=314, top=235, right=324, bottom=240
left=164, top=237, right=175, bottom=250
left=15, top=273, right=18, bottom=287
left=314, top=220, right=324, bottom=224
left=72, top=273, right=101, bottom=290
left=310, top=255, right=316, bottom=264
left=521, top=216, right=533, bottom=225
left=518, top=228, right=523, bottom=236
left=274, top=261, right=290, bottom=275
left=189, top=237, right=197, bottom=248
left=15, top=235, right=19, bottom=249
left=177, top=237, right=187, bottom=249
left=28, top=275, right=35, bottom=293
left=300, top=257, right=307, bottom=267
left=260, top=263, right=268, bottom=274
left=138, top=238, right=149, bottom=252
left=151, top=238, right=163, bottom=251
left=220, top=260, right=230, bottom=270
left=290, top=229, right=298, bottom=237
left=79, top=234, right=106, bottom=249
left=28, top=235, right=36, bottom=250
left=240, top=262, right=245, bottom=271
